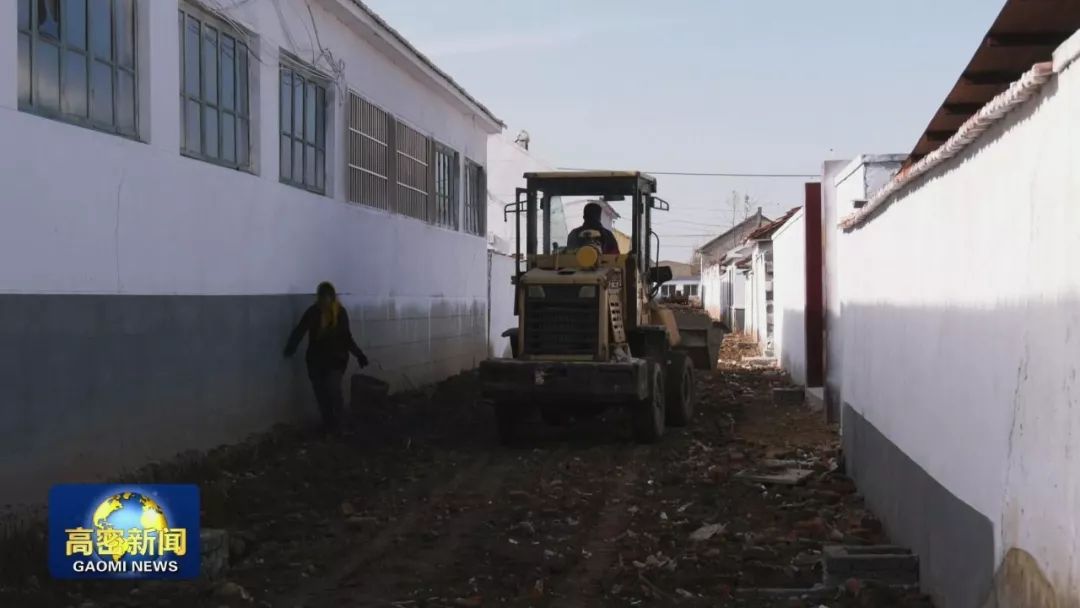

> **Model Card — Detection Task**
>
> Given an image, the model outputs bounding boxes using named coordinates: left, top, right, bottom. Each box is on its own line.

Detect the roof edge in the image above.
left=1053, top=28, right=1080, bottom=72
left=334, top=0, right=504, bottom=131
left=841, top=61, right=1056, bottom=231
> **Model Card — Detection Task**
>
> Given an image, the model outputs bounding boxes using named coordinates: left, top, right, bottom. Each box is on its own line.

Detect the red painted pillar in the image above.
left=804, top=183, right=824, bottom=387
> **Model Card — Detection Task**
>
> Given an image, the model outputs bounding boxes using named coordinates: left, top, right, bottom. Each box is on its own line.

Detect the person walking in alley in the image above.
left=283, top=281, right=369, bottom=433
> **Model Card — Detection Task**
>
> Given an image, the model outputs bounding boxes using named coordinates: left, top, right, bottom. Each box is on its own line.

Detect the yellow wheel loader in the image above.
left=480, top=171, right=718, bottom=444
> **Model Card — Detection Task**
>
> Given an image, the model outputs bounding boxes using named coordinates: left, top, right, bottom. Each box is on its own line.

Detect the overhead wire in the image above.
left=557, top=167, right=818, bottom=178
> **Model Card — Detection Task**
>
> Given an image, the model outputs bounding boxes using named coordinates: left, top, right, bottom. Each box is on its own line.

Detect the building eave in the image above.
left=322, top=0, right=505, bottom=133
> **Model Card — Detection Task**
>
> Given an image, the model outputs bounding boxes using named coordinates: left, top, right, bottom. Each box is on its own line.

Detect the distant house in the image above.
left=657, top=260, right=702, bottom=305
left=697, top=209, right=770, bottom=328
left=741, top=208, right=800, bottom=355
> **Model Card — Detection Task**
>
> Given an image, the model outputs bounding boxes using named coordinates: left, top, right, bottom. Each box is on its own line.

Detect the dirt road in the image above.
left=2, top=336, right=933, bottom=608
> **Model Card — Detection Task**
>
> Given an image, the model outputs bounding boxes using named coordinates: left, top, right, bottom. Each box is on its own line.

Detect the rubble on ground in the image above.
left=0, top=334, right=931, bottom=607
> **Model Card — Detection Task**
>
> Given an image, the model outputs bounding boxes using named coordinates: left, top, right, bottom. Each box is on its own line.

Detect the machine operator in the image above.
left=567, top=202, right=620, bottom=254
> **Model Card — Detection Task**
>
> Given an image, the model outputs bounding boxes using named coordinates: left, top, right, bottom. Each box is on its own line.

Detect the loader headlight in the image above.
left=527, top=286, right=546, bottom=298
left=578, top=286, right=597, bottom=298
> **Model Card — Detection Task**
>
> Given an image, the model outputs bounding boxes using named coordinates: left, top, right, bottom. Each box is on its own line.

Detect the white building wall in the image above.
left=701, top=263, right=723, bottom=319
left=746, top=243, right=772, bottom=352
left=487, top=252, right=516, bottom=358
left=771, top=209, right=806, bottom=385
left=0, top=0, right=500, bottom=503
left=837, top=40, right=1080, bottom=608
left=823, top=155, right=902, bottom=420
left=821, top=159, right=850, bottom=420
left=486, top=133, right=565, bottom=255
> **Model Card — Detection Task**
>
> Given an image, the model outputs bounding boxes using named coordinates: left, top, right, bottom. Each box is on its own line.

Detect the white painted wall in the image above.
left=486, top=133, right=565, bottom=255
left=821, top=159, right=851, bottom=417
left=745, top=242, right=771, bottom=352
left=838, top=43, right=1080, bottom=603
left=701, top=263, right=723, bottom=319
left=0, top=0, right=497, bottom=378
left=703, top=260, right=747, bottom=330
left=487, top=251, right=516, bottom=358
left=0, top=0, right=501, bottom=499
left=772, top=208, right=806, bottom=385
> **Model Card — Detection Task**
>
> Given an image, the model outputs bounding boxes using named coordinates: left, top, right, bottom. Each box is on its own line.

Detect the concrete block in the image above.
left=823, top=545, right=918, bottom=586
left=772, top=386, right=805, bottom=406
left=806, top=386, right=825, bottom=411
left=200, top=528, right=229, bottom=579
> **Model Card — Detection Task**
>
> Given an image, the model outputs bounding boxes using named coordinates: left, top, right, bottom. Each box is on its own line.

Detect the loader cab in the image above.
left=510, top=171, right=672, bottom=315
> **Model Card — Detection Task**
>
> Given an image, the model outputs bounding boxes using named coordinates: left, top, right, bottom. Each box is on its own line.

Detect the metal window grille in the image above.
left=394, top=120, right=430, bottom=221
left=432, top=142, right=459, bottom=229
left=17, top=0, right=137, bottom=138
left=463, top=159, right=486, bottom=236
left=178, top=4, right=250, bottom=169
left=280, top=63, right=326, bottom=193
left=346, top=91, right=392, bottom=210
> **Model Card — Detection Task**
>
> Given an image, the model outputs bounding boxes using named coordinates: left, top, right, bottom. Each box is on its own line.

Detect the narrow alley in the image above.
left=1, top=335, right=931, bottom=608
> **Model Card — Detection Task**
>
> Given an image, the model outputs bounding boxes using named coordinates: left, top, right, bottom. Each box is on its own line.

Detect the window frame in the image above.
left=393, top=117, right=431, bottom=222
left=17, top=0, right=139, bottom=139
left=178, top=2, right=251, bottom=171
left=279, top=58, right=329, bottom=194
left=346, top=90, right=393, bottom=211
left=463, top=158, right=486, bottom=236
left=432, top=140, right=459, bottom=229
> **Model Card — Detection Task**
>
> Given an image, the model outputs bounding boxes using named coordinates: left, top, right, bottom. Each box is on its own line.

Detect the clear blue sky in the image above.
left=365, top=0, right=1005, bottom=261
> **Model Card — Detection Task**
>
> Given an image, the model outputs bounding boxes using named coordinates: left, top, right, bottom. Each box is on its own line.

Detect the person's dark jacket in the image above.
left=567, top=221, right=620, bottom=254
left=284, top=305, right=367, bottom=370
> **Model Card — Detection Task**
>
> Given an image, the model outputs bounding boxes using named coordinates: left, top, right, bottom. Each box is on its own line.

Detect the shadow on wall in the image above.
left=840, top=298, right=1080, bottom=608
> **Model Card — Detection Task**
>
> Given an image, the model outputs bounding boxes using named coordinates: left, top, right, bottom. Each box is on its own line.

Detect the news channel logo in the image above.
left=48, top=484, right=200, bottom=580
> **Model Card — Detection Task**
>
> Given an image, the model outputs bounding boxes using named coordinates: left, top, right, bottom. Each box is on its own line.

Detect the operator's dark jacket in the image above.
left=284, top=305, right=365, bottom=370
left=567, top=220, right=620, bottom=254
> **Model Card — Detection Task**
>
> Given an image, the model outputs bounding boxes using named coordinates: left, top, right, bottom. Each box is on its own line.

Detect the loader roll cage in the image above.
left=503, top=171, right=668, bottom=283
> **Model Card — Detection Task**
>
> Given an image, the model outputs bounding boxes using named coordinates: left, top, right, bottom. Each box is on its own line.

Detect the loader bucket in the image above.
left=671, top=309, right=724, bottom=370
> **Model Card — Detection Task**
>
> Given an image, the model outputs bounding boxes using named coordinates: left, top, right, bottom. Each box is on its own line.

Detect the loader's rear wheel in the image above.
left=540, top=406, right=568, bottom=427
left=494, top=401, right=521, bottom=445
left=632, top=363, right=665, bottom=443
left=665, top=351, right=695, bottom=427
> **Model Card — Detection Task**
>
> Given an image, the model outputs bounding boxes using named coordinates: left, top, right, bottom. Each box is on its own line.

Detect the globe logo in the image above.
left=52, top=483, right=197, bottom=579
left=90, top=492, right=170, bottom=566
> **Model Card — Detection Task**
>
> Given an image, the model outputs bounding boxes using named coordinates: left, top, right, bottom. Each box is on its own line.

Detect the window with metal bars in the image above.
left=178, top=3, right=250, bottom=170
left=394, top=120, right=430, bottom=222
left=346, top=92, right=391, bottom=210
left=432, top=142, right=459, bottom=229
left=280, top=63, right=327, bottom=193
left=17, top=0, right=138, bottom=138
left=463, top=159, right=486, bottom=236
left=347, top=91, right=484, bottom=234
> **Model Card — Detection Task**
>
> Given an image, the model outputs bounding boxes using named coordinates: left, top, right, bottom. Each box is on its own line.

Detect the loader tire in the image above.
left=540, top=406, right=568, bottom=427
left=665, top=351, right=695, bottom=427
left=494, top=401, right=521, bottom=446
left=632, top=363, right=665, bottom=443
